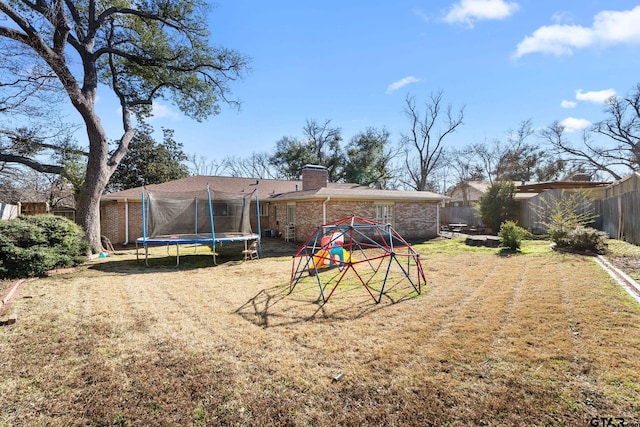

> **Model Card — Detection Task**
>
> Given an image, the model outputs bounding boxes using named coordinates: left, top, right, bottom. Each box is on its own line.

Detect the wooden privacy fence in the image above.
left=441, top=176, right=640, bottom=245
left=519, top=189, right=597, bottom=234
left=596, top=192, right=640, bottom=245
left=440, top=206, right=481, bottom=227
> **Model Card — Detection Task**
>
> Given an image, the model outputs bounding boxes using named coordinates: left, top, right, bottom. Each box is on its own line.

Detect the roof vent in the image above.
left=569, top=173, right=591, bottom=182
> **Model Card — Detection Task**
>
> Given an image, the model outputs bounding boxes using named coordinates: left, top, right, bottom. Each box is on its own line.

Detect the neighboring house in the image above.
left=100, top=165, right=448, bottom=245
left=448, top=181, right=490, bottom=207
left=448, top=180, right=541, bottom=207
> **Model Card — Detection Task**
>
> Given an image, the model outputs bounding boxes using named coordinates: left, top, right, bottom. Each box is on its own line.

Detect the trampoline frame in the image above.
left=136, top=232, right=260, bottom=266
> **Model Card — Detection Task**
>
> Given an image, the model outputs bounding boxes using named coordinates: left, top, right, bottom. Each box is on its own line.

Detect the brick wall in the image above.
left=100, top=200, right=144, bottom=246
left=270, top=200, right=438, bottom=242
left=394, top=202, right=438, bottom=241
left=101, top=198, right=440, bottom=246
left=101, top=200, right=268, bottom=245
left=301, top=166, right=328, bottom=190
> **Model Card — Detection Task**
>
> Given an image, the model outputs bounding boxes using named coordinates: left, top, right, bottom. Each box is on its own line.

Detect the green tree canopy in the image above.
left=0, top=0, right=248, bottom=252
left=269, top=119, right=344, bottom=181
left=478, top=181, right=518, bottom=233
left=108, top=125, right=189, bottom=192
left=342, top=127, right=395, bottom=188
left=494, top=119, right=566, bottom=182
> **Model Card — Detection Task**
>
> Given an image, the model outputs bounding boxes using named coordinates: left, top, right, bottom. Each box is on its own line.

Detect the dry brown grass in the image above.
left=1, top=239, right=640, bottom=426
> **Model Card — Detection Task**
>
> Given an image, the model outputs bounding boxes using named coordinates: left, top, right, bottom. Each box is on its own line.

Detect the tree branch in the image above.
left=0, top=153, right=63, bottom=174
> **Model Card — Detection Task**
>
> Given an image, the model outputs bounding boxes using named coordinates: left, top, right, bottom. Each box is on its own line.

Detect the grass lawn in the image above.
left=1, top=238, right=640, bottom=426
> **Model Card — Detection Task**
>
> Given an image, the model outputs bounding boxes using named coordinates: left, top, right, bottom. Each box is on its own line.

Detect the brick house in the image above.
left=100, top=165, right=447, bottom=245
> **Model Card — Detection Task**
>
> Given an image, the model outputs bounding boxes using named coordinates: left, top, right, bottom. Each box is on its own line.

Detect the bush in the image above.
left=0, top=215, right=89, bottom=279
left=498, top=220, right=529, bottom=251
left=555, top=226, right=608, bottom=254
left=478, top=181, right=518, bottom=234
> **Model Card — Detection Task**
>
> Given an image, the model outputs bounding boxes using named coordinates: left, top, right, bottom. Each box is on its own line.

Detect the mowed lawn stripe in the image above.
left=2, top=242, right=640, bottom=426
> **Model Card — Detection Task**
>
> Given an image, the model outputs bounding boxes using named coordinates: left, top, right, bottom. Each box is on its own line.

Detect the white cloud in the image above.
left=561, top=117, right=591, bottom=132
left=514, top=6, right=640, bottom=58
left=150, top=102, right=181, bottom=120
left=551, top=11, right=573, bottom=24
left=561, top=100, right=577, bottom=108
left=444, top=0, right=519, bottom=27
left=413, top=9, right=430, bottom=23
left=385, top=76, right=420, bottom=94
left=575, top=88, right=616, bottom=103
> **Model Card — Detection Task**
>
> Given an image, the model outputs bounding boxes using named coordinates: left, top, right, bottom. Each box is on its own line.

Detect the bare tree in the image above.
left=470, top=139, right=502, bottom=184
left=541, top=122, right=624, bottom=180
left=400, top=91, right=464, bottom=191
left=301, top=119, right=344, bottom=181
left=543, top=83, right=640, bottom=181
left=0, top=43, right=62, bottom=116
left=445, top=145, right=486, bottom=190
left=592, top=83, right=640, bottom=172
left=223, top=152, right=278, bottom=179
left=189, top=154, right=226, bottom=176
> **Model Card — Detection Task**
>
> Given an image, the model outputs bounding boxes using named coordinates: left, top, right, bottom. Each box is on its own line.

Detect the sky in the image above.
left=91, top=0, right=640, bottom=163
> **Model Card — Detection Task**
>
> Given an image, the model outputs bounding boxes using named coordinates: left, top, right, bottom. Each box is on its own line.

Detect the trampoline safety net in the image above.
left=144, top=188, right=254, bottom=237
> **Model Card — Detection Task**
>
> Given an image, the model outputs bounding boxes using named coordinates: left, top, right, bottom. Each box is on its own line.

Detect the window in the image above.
left=287, top=203, right=296, bottom=225
left=374, top=203, right=393, bottom=225
left=259, top=202, right=269, bottom=217
left=212, top=202, right=240, bottom=217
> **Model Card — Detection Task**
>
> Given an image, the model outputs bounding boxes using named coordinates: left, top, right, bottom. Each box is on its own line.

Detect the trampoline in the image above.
left=136, top=186, right=260, bottom=266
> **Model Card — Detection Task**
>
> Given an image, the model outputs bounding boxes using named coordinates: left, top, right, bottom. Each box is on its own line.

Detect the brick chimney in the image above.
left=301, top=164, right=328, bottom=190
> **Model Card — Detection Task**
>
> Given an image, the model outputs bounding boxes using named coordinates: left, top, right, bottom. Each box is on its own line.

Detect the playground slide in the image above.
left=312, top=248, right=350, bottom=269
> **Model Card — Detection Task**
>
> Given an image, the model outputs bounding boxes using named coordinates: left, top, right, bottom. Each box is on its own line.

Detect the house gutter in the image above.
left=437, top=201, right=441, bottom=236
left=124, top=198, right=129, bottom=246
left=322, top=196, right=330, bottom=224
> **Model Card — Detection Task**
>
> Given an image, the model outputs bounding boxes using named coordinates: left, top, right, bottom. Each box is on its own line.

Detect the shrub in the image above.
left=478, top=181, right=518, bottom=233
left=498, top=220, right=529, bottom=251
left=534, top=190, right=597, bottom=240
left=556, top=226, right=608, bottom=254
left=0, top=215, right=89, bottom=279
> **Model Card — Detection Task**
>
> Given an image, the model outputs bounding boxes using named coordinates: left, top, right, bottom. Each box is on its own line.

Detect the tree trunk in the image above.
left=75, top=119, right=114, bottom=254
left=76, top=181, right=105, bottom=254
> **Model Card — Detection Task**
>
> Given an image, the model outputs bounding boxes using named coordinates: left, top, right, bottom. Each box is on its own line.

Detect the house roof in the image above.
left=101, top=175, right=300, bottom=201
left=516, top=180, right=611, bottom=193
left=464, top=181, right=490, bottom=193
left=451, top=179, right=609, bottom=197
left=101, top=175, right=447, bottom=202
left=268, top=186, right=446, bottom=202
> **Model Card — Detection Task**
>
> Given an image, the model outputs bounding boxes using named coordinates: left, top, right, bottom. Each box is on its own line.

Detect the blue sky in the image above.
left=94, top=0, right=640, bottom=161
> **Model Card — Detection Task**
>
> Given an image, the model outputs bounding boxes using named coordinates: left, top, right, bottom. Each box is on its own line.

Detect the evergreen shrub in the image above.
left=0, top=215, right=89, bottom=279
left=556, top=226, right=608, bottom=254
left=498, top=220, right=530, bottom=251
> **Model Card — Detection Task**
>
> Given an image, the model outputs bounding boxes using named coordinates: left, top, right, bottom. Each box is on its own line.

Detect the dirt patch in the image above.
left=0, top=279, right=12, bottom=295
left=606, top=255, right=640, bottom=281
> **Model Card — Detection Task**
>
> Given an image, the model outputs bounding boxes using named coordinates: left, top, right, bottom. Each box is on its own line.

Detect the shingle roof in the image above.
left=101, top=176, right=447, bottom=202
left=269, top=186, right=446, bottom=202
left=101, top=176, right=301, bottom=201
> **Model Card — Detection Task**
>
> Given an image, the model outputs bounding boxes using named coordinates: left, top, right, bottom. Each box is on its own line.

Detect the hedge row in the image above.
left=0, top=215, right=89, bottom=279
